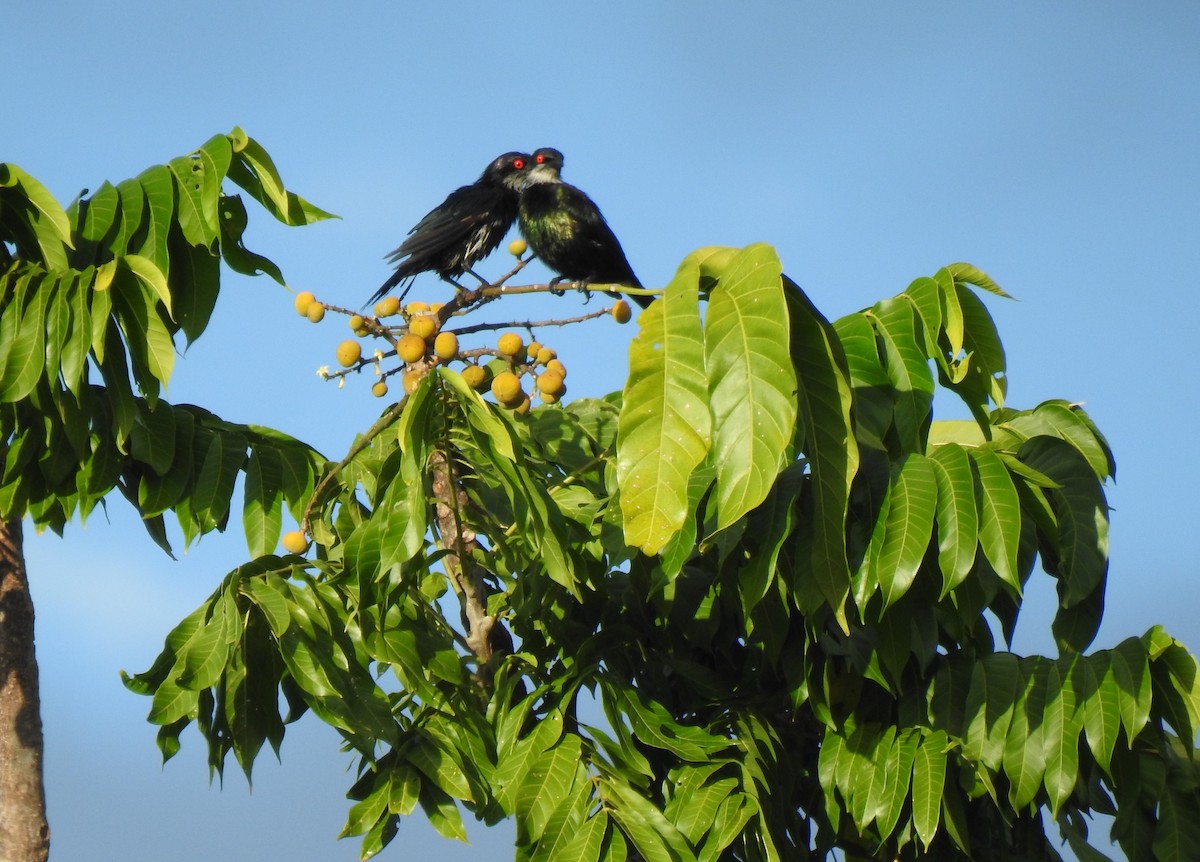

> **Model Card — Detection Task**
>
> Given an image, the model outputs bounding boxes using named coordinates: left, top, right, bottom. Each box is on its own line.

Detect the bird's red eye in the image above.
left=513, top=158, right=525, bottom=170
left=536, top=153, right=546, bottom=164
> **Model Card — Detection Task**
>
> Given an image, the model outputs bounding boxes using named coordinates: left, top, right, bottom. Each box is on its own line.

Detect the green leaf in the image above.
left=912, top=730, right=947, bottom=850
left=442, top=369, right=578, bottom=596
left=60, top=269, right=92, bottom=396
left=0, top=270, right=49, bottom=401
left=121, top=253, right=174, bottom=319
left=1111, top=637, right=1152, bottom=742
left=1020, top=436, right=1109, bottom=608
left=556, top=812, right=609, bottom=862
left=0, top=163, right=72, bottom=268
left=515, top=736, right=586, bottom=843
left=1043, top=658, right=1082, bottom=817
left=617, top=257, right=711, bottom=555
left=869, top=296, right=935, bottom=452
left=168, top=153, right=216, bottom=247
left=112, top=177, right=147, bottom=255
left=77, top=181, right=120, bottom=249
left=697, top=793, right=755, bottom=862
left=1154, top=787, right=1200, bottom=862
left=785, top=278, right=857, bottom=622
left=189, top=426, right=249, bottom=533
left=418, top=783, right=467, bottom=843
left=970, top=447, right=1021, bottom=594
left=947, top=261, right=1012, bottom=299
left=1003, top=657, right=1049, bottom=809
left=704, top=243, right=796, bottom=531
left=929, top=443, right=979, bottom=597
left=1077, top=653, right=1121, bottom=776
left=227, top=129, right=337, bottom=226
left=135, top=164, right=175, bottom=277
left=130, top=399, right=177, bottom=476
left=877, top=453, right=937, bottom=610
left=244, top=445, right=284, bottom=558
left=601, top=776, right=694, bottom=862
left=217, top=194, right=286, bottom=285
left=955, top=283, right=1007, bottom=410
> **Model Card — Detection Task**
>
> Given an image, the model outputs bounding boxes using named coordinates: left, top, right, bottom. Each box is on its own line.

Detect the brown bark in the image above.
left=429, top=450, right=512, bottom=678
left=0, top=517, right=50, bottom=862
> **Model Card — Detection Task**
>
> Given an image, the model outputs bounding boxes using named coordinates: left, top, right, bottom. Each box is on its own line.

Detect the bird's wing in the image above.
left=385, top=185, right=507, bottom=264
left=561, top=187, right=642, bottom=289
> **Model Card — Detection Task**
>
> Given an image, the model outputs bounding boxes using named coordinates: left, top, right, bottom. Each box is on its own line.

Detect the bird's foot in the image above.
left=548, top=276, right=567, bottom=297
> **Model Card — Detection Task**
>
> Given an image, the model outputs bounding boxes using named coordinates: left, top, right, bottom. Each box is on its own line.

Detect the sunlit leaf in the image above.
left=704, top=244, right=795, bottom=531
left=617, top=257, right=710, bottom=554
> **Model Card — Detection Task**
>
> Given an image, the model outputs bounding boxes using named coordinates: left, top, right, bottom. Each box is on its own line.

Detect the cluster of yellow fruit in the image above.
left=471, top=331, right=568, bottom=414
left=366, top=297, right=460, bottom=397
left=293, top=290, right=326, bottom=322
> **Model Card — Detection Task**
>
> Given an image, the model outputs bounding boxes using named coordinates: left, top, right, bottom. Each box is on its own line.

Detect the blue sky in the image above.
left=5, top=2, right=1199, bottom=859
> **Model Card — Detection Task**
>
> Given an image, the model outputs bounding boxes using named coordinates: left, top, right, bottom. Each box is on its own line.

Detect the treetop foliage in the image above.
left=3, top=133, right=1198, bottom=861
left=0, top=129, right=329, bottom=549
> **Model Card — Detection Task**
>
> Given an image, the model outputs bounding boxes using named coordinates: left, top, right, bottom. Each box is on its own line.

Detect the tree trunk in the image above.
left=0, top=517, right=49, bottom=862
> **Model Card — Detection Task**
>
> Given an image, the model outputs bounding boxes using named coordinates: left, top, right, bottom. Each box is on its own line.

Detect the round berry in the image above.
left=294, top=291, right=315, bottom=316
left=397, top=333, right=427, bottom=363
left=409, top=313, right=439, bottom=340
left=281, top=530, right=309, bottom=554
left=536, top=370, right=565, bottom=397
left=497, top=332, right=523, bottom=358
left=462, top=364, right=489, bottom=391
left=374, top=296, right=401, bottom=318
left=433, top=331, right=459, bottom=361
left=336, top=340, right=362, bottom=367
left=491, top=370, right=522, bottom=404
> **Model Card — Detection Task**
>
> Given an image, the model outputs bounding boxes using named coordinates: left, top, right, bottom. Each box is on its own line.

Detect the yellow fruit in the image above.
left=462, top=364, right=489, bottom=391
left=374, top=296, right=401, bottom=318
left=546, top=358, right=567, bottom=379
left=429, top=302, right=444, bottom=314
left=349, top=314, right=365, bottom=330
left=491, top=370, right=522, bottom=404
left=526, top=341, right=543, bottom=362
left=536, top=370, right=565, bottom=396
left=433, top=331, right=459, bottom=361
left=336, top=340, right=362, bottom=367
left=398, top=333, right=427, bottom=363
left=540, top=389, right=561, bottom=405
left=535, top=346, right=556, bottom=365
left=405, top=301, right=429, bottom=315
left=409, top=313, right=439, bottom=340
left=497, top=332, right=523, bottom=358
left=612, top=299, right=632, bottom=324
left=512, top=394, right=532, bottom=415
left=507, top=238, right=528, bottom=257
left=371, top=381, right=389, bottom=398
left=294, top=291, right=315, bottom=316
left=281, top=530, right=309, bottom=554
left=306, top=302, right=326, bottom=323
left=402, top=368, right=425, bottom=394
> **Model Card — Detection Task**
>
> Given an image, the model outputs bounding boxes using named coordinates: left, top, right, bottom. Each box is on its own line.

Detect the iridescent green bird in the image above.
left=517, top=148, right=651, bottom=308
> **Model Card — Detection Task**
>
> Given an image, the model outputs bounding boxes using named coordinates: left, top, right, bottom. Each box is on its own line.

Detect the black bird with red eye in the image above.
left=369, top=151, right=530, bottom=304
left=517, top=147, right=651, bottom=308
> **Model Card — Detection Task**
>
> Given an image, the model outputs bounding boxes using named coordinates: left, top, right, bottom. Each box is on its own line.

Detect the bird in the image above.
left=368, top=151, right=531, bottom=304
left=517, top=147, right=651, bottom=308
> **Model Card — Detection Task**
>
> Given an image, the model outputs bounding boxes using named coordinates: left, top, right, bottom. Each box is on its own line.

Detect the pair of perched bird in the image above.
left=368, top=148, right=650, bottom=308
